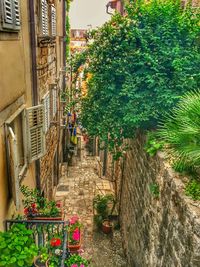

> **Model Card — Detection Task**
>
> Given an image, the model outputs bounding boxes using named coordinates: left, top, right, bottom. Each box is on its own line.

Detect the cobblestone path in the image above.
left=56, top=141, right=127, bottom=267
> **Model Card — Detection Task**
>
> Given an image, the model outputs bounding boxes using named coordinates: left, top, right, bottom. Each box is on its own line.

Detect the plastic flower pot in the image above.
left=102, top=219, right=112, bottom=234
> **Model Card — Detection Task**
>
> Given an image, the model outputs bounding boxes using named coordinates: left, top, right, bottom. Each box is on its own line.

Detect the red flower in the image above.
left=50, top=238, right=61, bottom=247
left=31, top=203, right=36, bottom=209
left=24, top=208, right=29, bottom=215
left=56, top=202, right=61, bottom=208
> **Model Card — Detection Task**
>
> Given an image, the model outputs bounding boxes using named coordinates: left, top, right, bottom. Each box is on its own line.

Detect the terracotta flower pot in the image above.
left=29, top=215, right=62, bottom=221
left=27, top=209, right=63, bottom=221
left=68, top=230, right=82, bottom=252
left=102, top=219, right=112, bottom=234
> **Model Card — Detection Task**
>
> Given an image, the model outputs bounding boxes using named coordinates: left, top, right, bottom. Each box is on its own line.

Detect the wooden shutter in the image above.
left=51, top=5, right=56, bottom=36
left=1, top=0, right=21, bottom=30
left=41, top=0, right=48, bottom=36
left=52, top=87, right=57, bottom=118
left=26, top=105, right=46, bottom=162
left=6, top=126, right=20, bottom=210
left=3, top=0, right=13, bottom=24
left=13, top=0, right=20, bottom=27
left=43, top=91, right=50, bottom=133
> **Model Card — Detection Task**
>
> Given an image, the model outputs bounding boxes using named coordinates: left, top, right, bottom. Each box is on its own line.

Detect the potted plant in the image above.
left=65, top=254, right=89, bottom=267
left=34, top=247, right=49, bottom=267
left=48, top=237, right=63, bottom=267
left=67, top=215, right=82, bottom=252
left=102, top=219, right=113, bottom=234
left=93, top=194, right=116, bottom=234
left=0, top=223, right=38, bottom=267
left=21, top=186, right=63, bottom=220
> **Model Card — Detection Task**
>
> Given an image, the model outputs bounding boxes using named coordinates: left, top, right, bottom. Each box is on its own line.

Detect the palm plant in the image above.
left=159, top=90, right=200, bottom=171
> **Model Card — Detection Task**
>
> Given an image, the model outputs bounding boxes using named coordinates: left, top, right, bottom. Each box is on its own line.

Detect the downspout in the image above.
left=61, top=0, right=67, bottom=163
left=29, top=0, right=41, bottom=190
left=63, top=0, right=66, bottom=91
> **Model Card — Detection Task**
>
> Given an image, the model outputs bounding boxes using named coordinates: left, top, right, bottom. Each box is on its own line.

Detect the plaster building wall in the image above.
left=0, top=0, right=66, bottom=229
left=0, top=0, right=36, bottom=230
left=120, top=135, right=200, bottom=267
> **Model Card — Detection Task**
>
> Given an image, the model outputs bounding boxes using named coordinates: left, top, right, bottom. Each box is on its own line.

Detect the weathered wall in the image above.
left=0, top=0, right=36, bottom=230
left=120, top=135, right=200, bottom=267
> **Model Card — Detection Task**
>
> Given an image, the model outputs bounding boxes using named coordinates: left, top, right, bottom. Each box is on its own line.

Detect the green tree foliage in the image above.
left=80, top=0, right=200, bottom=151
left=185, top=179, right=200, bottom=200
left=159, top=90, right=200, bottom=170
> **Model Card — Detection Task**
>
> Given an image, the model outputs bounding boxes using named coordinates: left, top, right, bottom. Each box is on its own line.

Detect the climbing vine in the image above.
left=77, top=0, right=200, bottom=154
left=65, top=0, right=71, bottom=58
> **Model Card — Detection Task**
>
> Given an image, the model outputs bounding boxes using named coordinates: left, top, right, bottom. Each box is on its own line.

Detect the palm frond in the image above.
left=159, top=90, right=200, bottom=169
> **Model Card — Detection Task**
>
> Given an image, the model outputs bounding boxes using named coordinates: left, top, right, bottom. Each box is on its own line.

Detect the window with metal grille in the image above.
left=41, top=0, right=49, bottom=36
left=51, top=5, right=56, bottom=36
left=26, top=105, right=46, bottom=162
left=0, top=0, right=21, bottom=31
left=42, top=91, right=50, bottom=133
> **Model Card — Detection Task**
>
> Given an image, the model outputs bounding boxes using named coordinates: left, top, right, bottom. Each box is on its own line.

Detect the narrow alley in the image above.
left=56, top=137, right=127, bottom=267
left=0, top=0, right=200, bottom=267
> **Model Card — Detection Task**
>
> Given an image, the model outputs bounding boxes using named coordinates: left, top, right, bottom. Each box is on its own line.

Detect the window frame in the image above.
left=5, top=105, right=27, bottom=209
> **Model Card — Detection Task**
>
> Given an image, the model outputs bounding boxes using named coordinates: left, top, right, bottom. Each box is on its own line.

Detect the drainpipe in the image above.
left=29, top=0, right=41, bottom=190
left=63, top=0, right=66, bottom=91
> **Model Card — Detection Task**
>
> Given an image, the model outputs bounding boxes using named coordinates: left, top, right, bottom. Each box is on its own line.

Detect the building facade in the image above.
left=0, top=0, right=67, bottom=230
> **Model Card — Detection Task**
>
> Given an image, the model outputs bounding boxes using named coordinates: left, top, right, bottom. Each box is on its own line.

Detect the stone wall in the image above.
left=119, top=135, right=200, bottom=267
left=40, top=126, right=58, bottom=199
left=37, top=41, right=58, bottom=199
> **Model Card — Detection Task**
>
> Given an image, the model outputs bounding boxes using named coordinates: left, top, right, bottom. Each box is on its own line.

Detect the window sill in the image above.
left=38, top=36, right=56, bottom=46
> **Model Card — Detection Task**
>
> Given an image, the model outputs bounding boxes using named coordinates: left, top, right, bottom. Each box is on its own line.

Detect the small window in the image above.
left=40, top=0, right=49, bottom=36
left=42, top=91, right=50, bottom=133
left=0, top=0, right=21, bottom=32
left=26, top=105, right=46, bottom=162
left=49, top=84, right=57, bottom=119
left=51, top=5, right=56, bottom=36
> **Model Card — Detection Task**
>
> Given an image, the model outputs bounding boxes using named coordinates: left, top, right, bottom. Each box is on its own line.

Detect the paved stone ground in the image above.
left=56, top=139, right=127, bottom=267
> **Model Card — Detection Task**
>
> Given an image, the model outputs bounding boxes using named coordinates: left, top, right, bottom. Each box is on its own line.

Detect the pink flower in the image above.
left=80, top=265, right=85, bottom=267
left=69, top=215, right=79, bottom=225
left=71, top=265, right=78, bottom=267
left=72, top=228, right=80, bottom=241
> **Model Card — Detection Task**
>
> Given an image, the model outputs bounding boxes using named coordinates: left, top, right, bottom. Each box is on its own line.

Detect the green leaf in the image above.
left=17, top=260, right=24, bottom=267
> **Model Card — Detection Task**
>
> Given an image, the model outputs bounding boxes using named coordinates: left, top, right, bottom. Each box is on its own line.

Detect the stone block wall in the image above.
left=40, top=126, right=58, bottom=199
left=119, top=135, right=200, bottom=267
left=37, top=42, right=57, bottom=99
left=37, top=41, right=59, bottom=199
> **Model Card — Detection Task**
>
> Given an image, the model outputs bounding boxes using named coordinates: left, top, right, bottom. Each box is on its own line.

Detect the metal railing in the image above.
left=5, top=220, right=70, bottom=267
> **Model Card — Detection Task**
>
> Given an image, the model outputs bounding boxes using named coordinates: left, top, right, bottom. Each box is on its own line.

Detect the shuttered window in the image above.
left=13, top=0, right=20, bottom=27
left=0, top=0, right=21, bottom=31
left=26, top=105, right=46, bottom=162
left=41, top=0, right=48, bottom=36
left=5, top=107, right=26, bottom=209
left=51, top=5, right=56, bottom=36
left=6, top=126, right=20, bottom=209
left=43, top=91, right=50, bottom=133
left=52, top=87, right=57, bottom=118
left=3, top=0, right=13, bottom=24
